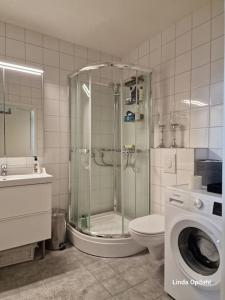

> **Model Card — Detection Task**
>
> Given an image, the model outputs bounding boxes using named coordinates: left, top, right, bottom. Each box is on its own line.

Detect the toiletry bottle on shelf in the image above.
left=80, top=215, right=88, bottom=229
left=139, top=86, right=144, bottom=102
left=124, top=111, right=135, bottom=122
left=33, top=156, right=41, bottom=174
left=134, top=101, right=144, bottom=121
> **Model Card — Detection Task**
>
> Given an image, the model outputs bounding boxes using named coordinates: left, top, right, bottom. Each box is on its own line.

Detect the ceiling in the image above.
left=0, top=0, right=209, bottom=56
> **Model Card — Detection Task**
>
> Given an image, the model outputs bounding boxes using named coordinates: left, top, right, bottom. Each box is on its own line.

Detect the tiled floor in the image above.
left=0, top=245, right=172, bottom=300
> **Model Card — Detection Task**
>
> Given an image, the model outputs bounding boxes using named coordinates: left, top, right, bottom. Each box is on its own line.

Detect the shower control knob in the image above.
left=194, top=198, right=203, bottom=209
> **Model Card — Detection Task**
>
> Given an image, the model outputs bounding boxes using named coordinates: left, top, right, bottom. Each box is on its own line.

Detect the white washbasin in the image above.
left=0, top=172, right=53, bottom=188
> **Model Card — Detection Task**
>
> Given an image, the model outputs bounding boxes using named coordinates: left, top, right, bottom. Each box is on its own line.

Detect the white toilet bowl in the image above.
left=129, top=214, right=165, bottom=262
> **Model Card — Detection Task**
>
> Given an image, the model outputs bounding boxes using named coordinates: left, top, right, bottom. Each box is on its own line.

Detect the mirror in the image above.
left=0, top=64, right=44, bottom=157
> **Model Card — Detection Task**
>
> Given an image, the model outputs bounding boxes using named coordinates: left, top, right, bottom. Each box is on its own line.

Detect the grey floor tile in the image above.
left=106, top=251, right=150, bottom=274
left=102, top=275, right=131, bottom=296
left=0, top=244, right=164, bottom=300
left=86, top=261, right=117, bottom=281
left=112, top=287, right=145, bottom=300
left=135, top=278, right=164, bottom=299
left=151, top=264, right=164, bottom=287
left=120, top=264, right=154, bottom=286
left=76, top=283, right=111, bottom=300
left=0, top=289, right=21, bottom=300
left=156, top=292, right=174, bottom=300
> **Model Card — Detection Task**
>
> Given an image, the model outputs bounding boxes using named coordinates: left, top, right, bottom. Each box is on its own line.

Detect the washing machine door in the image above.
left=170, top=215, right=221, bottom=289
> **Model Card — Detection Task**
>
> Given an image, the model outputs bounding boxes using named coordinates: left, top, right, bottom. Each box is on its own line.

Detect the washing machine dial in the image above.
left=194, top=198, right=203, bottom=209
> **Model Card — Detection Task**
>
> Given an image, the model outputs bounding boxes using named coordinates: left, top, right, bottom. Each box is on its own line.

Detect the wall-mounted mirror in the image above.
left=0, top=62, right=44, bottom=157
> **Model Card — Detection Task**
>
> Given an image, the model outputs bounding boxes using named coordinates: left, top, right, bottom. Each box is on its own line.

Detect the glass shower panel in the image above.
left=69, top=63, right=151, bottom=239
left=70, top=73, right=91, bottom=232
left=89, top=67, right=122, bottom=236
left=120, top=69, right=137, bottom=233
left=121, top=70, right=150, bottom=233
left=135, top=72, right=151, bottom=217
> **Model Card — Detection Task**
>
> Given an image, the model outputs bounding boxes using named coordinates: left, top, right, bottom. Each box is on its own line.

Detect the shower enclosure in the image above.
left=68, top=62, right=152, bottom=257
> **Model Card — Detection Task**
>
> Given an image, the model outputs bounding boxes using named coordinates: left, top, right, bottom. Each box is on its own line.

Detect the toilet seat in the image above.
left=129, top=214, right=165, bottom=235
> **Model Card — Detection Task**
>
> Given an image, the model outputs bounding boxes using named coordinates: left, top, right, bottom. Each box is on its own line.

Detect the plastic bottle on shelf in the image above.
left=139, top=86, right=144, bottom=102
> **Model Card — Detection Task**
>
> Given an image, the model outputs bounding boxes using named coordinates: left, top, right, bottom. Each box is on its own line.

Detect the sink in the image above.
left=0, top=173, right=53, bottom=188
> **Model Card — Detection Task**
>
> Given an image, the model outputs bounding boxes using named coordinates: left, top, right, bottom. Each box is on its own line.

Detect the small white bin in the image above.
left=46, top=209, right=66, bottom=250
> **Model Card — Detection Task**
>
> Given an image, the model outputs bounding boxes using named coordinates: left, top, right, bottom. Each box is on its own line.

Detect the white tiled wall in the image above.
left=0, top=21, right=119, bottom=210
left=122, top=0, right=224, bottom=214
left=123, top=0, right=224, bottom=160
left=151, top=148, right=194, bottom=214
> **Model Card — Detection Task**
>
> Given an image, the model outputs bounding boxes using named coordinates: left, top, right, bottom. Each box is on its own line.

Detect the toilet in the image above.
left=129, top=214, right=165, bottom=262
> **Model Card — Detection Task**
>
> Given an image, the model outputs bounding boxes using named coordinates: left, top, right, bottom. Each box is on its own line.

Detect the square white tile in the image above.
left=44, top=48, right=59, bottom=67
left=177, top=169, right=193, bottom=185
left=191, top=85, right=210, bottom=107
left=162, top=24, right=175, bottom=44
left=150, top=49, right=161, bottom=67
left=211, top=36, right=224, bottom=61
left=175, top=51, right=191, bottom=75
left=60, top=53, right=74, bottom=71
left=212, top=13, right=224, bottom=39
left=210, top=104, right=224, bottom=127
left=43, top=35, right=59, bottom=50
left=0, top=22, right=5, bottom=37
left=6, top=38, right=25, bottom=60
left=26, top=44, right=43, bottom=64
left=6, top=23, right=25, bottom=41
left=209, top=127, right=223, bottom=148
left=59, top=40, right=74, bottom=55
left=192, top=43, right=210, bottom=69
left=190, top=107, right=209, bottom=128
left=211, top=59, right=224, bottom=84
left=177, top=149, right=194, bottom=171
left=210, top=81, right=224, bottom=105
left=175, top=72, right=191, bottom=94
left=192, top=22, right=210, bottom=48
left=192, top=3, right=211, bottom=27
left=176, top=15, right=192, bottom=37
left=176, top=31, right=191, bottom=56
left=190, top=128, right=209, bottom=148
left=25, top=30, right=42, bottom=46
left=150, top=33, right=161, bottom=52
left=212, top=0, right=224, bottom=17
left=162, top=41, right=175, bottom=62
left=191, top=64, right=210, bottom=89
left=0, top=36, right=5, bottom=55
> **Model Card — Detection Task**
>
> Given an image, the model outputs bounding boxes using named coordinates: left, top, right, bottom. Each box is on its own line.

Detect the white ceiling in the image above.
left=0, top=0, right=209, bottom=56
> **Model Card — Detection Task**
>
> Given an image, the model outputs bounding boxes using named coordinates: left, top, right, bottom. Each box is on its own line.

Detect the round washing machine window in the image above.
left=178, top=227, right=220, bottom=276
left=170, top=217, right=221, bottom=288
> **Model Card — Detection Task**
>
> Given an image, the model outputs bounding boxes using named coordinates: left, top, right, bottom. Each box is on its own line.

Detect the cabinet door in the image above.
left=0, top=212, right=51, bottom=251
left=0, top=183, right=51, bottom=219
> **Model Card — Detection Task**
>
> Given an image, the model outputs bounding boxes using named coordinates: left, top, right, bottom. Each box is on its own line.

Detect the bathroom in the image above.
left=0, top=0, right=224, bottom=299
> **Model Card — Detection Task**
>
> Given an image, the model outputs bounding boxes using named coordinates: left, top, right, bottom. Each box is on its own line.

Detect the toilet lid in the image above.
left=129, top=214, right=165, bottom=235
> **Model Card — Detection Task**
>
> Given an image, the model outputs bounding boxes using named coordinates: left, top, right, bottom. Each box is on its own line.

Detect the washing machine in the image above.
left=165, top=185, right=222, bottom=300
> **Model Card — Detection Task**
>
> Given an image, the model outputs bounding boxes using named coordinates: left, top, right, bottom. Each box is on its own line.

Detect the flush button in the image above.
left=194, top=199, right=203, bottom=209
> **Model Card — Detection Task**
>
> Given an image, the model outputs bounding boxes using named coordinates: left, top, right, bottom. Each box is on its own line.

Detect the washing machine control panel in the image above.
left=191, top=193, right=222, bottom=217
left=168, top=185, right=222, bottom=218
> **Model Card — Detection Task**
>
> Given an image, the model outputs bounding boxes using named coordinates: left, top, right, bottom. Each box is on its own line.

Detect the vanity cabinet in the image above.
left=0, top=179, right=52, bottom=252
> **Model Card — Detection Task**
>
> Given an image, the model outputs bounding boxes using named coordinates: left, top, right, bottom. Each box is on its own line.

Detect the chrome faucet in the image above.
left=1, top=164, right=7, bottom=176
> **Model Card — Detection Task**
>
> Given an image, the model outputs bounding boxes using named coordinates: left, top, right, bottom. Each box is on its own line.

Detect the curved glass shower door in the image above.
left=69, top=72, right=91, bottom=231
left=69, top=63, right=151, bottom=238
